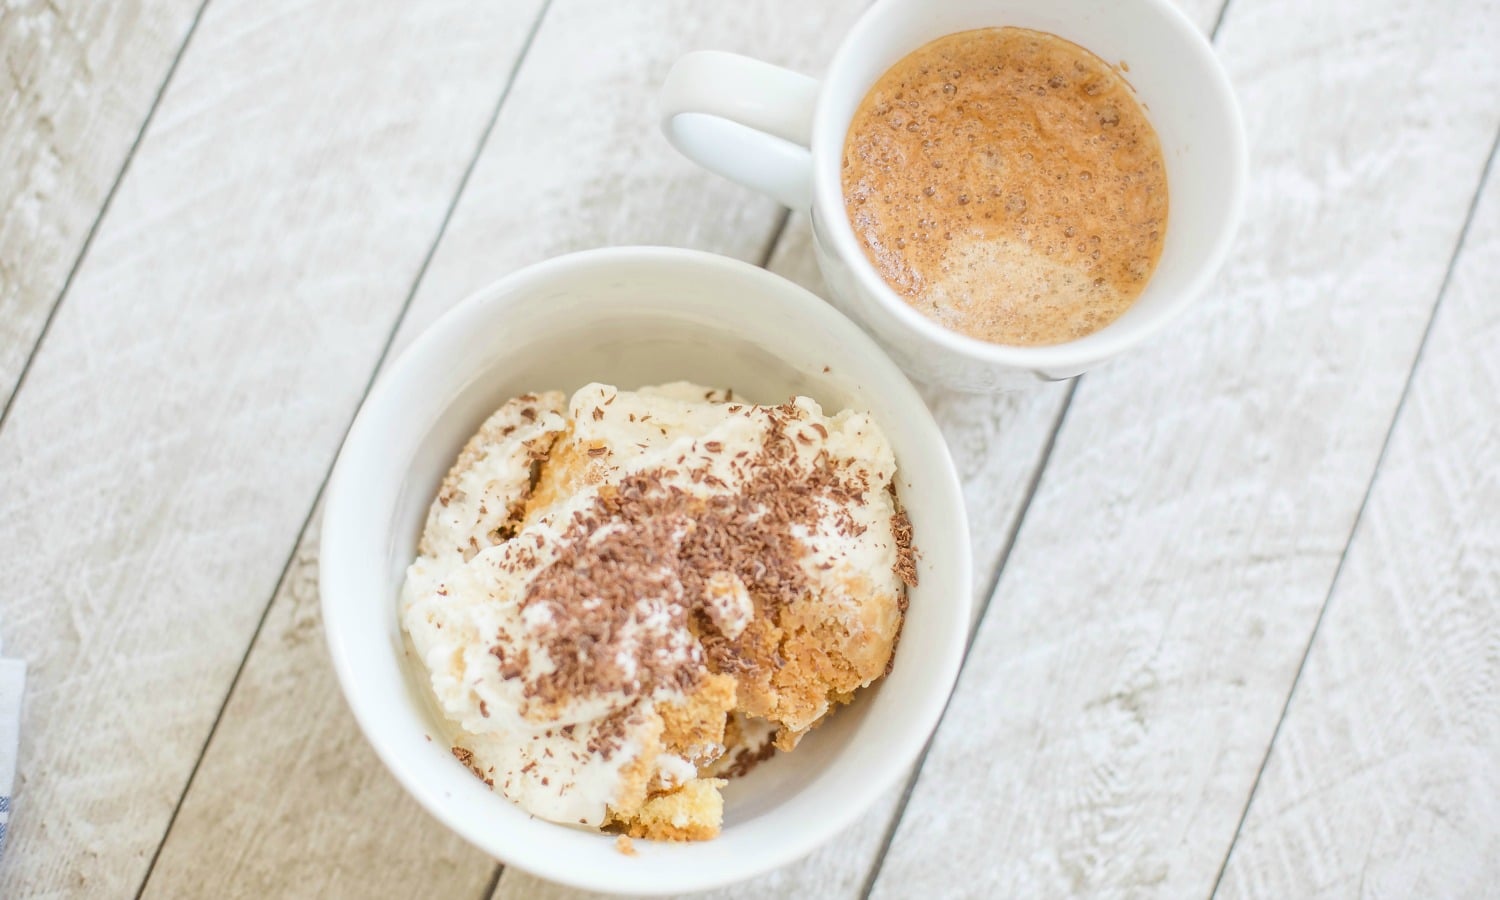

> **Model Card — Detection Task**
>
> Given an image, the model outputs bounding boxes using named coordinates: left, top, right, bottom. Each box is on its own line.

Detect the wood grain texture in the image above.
left=869, top=0, right=1500, bottom=896
left=145, top=1, right=874, bottom=897
left=0, top=0, right=202, bottom=411
left=1216, top=148, right=1500, bottom=900
left=382, top=0, right=861, bottom=359
left=0, top=0, right=202, bottom=409
left=0, top=1, right=547, bottom=895
left=142, top=515, right=502, bottom=899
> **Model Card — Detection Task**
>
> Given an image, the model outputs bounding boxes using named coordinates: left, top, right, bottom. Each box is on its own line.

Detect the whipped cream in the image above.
left=401, top=383, right=911, bottom=832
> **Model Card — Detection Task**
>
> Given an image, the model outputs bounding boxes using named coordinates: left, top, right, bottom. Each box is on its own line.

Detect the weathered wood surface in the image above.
left=1217, top=144, right=1500, bottom=900
left=0, top=0, right=1495, bottom=895
left=0, top=0, right=202, bottom=409
left=0, top=1, right=548, bottom=894
left=866, top=0, right=1500, bottom=895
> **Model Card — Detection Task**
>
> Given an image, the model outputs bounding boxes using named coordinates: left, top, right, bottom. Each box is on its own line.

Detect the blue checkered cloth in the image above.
left=0, top=635, right=22, bottom=862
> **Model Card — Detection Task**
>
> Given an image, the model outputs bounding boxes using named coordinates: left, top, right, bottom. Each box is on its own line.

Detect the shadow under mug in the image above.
left=661, top=0, right=1247, bottom=392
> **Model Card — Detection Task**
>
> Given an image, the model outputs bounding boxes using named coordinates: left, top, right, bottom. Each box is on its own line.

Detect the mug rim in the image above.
left=808, top=0, right=1249, bottom=374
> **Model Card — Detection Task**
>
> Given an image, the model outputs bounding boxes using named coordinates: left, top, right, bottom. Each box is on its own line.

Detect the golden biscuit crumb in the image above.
left=614, top=778, right=726, bottom=841
left=615, top=835, right=637, bottom=857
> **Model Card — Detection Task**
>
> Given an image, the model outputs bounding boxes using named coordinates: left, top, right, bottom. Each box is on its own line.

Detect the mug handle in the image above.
left=660, top=51, right=819, bottom=210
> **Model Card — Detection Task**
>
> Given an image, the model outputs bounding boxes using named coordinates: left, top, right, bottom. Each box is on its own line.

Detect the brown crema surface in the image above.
left=842, top=27, right=1168, bottom=346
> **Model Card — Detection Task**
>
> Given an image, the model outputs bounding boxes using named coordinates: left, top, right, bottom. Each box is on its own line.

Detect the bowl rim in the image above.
left=320, top=246, right=971, bottom=894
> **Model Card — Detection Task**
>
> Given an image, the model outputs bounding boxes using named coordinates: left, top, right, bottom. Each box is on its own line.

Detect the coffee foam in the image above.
left=842, top=27, right=1168, bottom=346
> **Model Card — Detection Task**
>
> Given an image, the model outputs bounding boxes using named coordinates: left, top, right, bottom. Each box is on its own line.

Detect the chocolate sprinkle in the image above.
left=891, top=507, right=918, bottom=588
left=717, top=738, right=778, bottom=779
left=500, top=413, right=885, bottom=710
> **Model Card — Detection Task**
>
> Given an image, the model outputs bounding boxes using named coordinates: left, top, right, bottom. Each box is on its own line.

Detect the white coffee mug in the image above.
left=662, top=0, right=1247, bottom=391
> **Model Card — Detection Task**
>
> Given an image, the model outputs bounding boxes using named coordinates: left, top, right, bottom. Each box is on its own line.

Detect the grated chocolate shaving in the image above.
left=891, top=507, right=918, bottom=588
left=503, top=411, right=883, bottom=710
left=717, top=738, right=778, bottom=779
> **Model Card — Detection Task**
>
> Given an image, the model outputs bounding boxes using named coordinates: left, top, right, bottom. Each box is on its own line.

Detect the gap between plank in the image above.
left=1205, top=124, right=1500, bottom=900
left=477, top=860, right=505, bottom=900
left=856, top=377, right=1080, bottom=900
left=131, top=4, right=555, bottom=896
left=757, top=208, right=794, bottom=267
left=0, top=0, right=214, bottom=439
left=856, top=1, right=1237, bottom=894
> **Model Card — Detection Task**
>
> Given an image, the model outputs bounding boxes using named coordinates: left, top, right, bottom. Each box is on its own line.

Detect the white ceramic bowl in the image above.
left=320, top=247, right=971, bottom=895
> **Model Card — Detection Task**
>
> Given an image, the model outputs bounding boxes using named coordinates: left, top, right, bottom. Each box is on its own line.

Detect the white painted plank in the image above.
left=142, top=517, right=502, bottom=898
left=383, top=0, right=841, bottom=357
left=0, top=0, right=201, bottom=408
left=1216, top=151, right=1500, bottom=900
left=869, top=0, right=1500, bottom=896
left=0, top=1, right=548, bottom=895
left=144, top=1, right=873, bottom=896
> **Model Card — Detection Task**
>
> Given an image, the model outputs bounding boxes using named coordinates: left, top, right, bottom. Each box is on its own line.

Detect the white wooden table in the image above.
left=2, top=0, right=1496, bottom=896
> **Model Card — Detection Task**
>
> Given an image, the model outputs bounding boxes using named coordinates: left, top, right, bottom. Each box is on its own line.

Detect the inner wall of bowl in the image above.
left=817, top=0, right=1239, bottom=332
left=380, top=255, right=961, bottom=835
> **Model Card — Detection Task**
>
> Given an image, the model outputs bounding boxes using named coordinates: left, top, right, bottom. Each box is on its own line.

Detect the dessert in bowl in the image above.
left=320, top=247, right=970, bottom=894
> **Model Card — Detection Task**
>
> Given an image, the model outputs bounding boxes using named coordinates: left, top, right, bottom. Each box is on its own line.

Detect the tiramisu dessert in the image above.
left=400, top=382, right=915, bottom=841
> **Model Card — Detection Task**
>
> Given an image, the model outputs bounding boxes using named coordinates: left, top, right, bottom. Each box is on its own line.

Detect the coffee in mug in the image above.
left=661, top=0, right=1246, bottom=391
left=842, top=28, right=1168, bottom=347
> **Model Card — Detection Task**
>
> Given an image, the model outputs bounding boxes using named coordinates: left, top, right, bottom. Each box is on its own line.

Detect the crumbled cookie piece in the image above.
left=614, top=778, right=727, bottom=842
